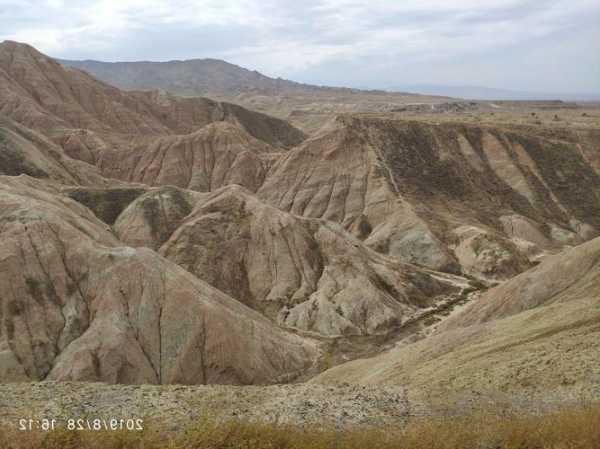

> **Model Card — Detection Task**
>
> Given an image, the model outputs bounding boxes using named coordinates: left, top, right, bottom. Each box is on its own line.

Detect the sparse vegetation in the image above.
left=1, top=405, right=600, bottom=449
left=66, top=188, right=146, bottom=225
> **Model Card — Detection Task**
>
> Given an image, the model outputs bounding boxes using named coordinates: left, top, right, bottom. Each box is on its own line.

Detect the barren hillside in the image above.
left=0, top=41, right=599, bottom=409
left=314, top=237, right=600, bottom=401
left=59, top=56, right=450, bottom=132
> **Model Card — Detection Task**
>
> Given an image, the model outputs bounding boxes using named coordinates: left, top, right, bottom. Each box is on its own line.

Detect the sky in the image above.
left=1, top=0, right=599, bottom=94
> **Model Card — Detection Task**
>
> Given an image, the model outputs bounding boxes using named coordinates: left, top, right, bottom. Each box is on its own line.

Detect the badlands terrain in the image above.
left=0, top=40, right=599, bottom=426
left=60, top=57, right=449, bottom=134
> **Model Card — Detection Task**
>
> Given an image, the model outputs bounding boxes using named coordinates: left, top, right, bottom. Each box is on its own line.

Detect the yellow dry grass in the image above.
left=1, top=404, right=599, bottom=449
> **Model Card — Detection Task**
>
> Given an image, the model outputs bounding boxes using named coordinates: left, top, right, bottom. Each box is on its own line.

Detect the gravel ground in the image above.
left=1, top=382, right=594, bottom=432
left=0, top=382, right=413, bottom=430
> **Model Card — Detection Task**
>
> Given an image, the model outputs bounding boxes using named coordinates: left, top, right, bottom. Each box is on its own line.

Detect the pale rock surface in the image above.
left=149, top=186, right=464, bottom=336
left=0, top=176, right=318, bottom=384
left=259, top=116, right=600, bottom=279
left=99, top=122, right=275, bottom=192
left=451, top=225, right=532, bottom=280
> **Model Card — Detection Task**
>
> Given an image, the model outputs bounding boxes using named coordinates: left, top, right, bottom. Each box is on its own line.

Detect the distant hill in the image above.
left=59, top=57, right=377, bottom=97
left=58, top=57, right=450, bottom=132
left=395, top=84, right=600, bottom=101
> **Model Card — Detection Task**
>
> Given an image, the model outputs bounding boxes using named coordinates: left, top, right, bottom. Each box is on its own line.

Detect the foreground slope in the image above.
left=0, top=176, right=318, bottom=384
left=314, top=237, right=600, bottom=400
left=440, top=237, right=600, bottom=329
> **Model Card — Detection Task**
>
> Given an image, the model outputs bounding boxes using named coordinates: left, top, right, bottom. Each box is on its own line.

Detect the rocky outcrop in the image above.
left=98, top=122, right=275, bottom=191
left=0, top=176, right=318, bottom=384
left=114, top=185, right=467, bottom=337
left=259, top=116, right=600, bottom=279
left=0, top=115, right=114, bottom=187
left=257, top=117, right=462, bottom=273
left=451, top=225, right=532, bottom=281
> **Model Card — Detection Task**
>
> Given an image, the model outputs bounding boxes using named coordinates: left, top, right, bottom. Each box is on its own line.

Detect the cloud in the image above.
left=0, top=0, right=598, bottom=92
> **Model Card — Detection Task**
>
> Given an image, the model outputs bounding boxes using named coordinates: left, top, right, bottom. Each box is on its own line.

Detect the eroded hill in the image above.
left=0, top=176, right=318, bottom=384
left=314, top=236, right=600, bottom=401
left=0, top=41, right=599, bottom=402
left=58, top=56, right=449, bottom=132
left=259, top=115, right=600, bottom=280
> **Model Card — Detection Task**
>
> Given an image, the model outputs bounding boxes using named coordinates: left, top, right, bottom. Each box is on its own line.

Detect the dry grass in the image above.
left=1, top=404, right=600, bottom=449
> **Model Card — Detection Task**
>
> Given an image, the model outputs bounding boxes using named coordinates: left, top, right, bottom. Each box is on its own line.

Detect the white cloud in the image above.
left=0, top=0, right=598, bottom=91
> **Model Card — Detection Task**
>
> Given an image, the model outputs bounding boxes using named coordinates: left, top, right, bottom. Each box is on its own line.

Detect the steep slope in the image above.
left=113, top=186, right=197, bottom=250
left=0, top=176, right=318, bottom=384
left=114, top=185, right=469, bottom=337
left=98, top=122, right=276, bottom=192
left=439, top=236, right=600, bottom=329
left=313, top=238, right=600, bottom=401
left=0, top=41, right=305, bottom=158
left=0, top=41, right=168, bottom=135
left=259, top=115, right=600, bottom=279
left=0, top=114, right=116, bottom=187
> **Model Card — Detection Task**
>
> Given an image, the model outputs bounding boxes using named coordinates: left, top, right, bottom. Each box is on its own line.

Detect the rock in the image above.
left=259, top=116, right=600, bottom=278
left=99, top=122, right=275, bottom=192
left=451, top=225, right=532, bottom=280
left=154, top=186, right=463, bottom=336
left=0, top=176, right=318, bottom=384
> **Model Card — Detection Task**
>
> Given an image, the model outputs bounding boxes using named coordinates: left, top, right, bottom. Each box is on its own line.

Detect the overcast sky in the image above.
left=1, top=0, right=599, bottom=93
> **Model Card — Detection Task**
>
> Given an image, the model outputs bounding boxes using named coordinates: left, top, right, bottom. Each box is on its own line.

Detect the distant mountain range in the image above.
left=58, top=57, right=448, bottom=133
left=59, top=57, right=377, bottom=97
left=393, top=84, right=600, bottom=102
left=60, top=58, right=599, bottom=102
